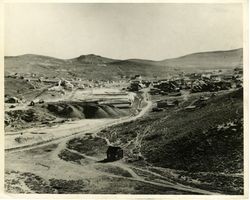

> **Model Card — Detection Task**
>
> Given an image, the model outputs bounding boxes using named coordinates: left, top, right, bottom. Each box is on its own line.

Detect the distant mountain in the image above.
left=157, top=48, right=243, bottom=69
left=71, top=54, right=118, bottom=64
left=5, top=54, right=67, bottom=75
left=4, top=48, right=243, bottom=80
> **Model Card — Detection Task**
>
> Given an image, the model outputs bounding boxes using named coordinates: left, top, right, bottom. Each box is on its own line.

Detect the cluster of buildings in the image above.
left=149, top=80, right=181, bottom=95
left=127, top=75, right=151, bottom=92
left=127, top=66, right=243, bottom=95
left=188, top=68, right=243, bottom=93
left=6, top=72, right=130, bottom=91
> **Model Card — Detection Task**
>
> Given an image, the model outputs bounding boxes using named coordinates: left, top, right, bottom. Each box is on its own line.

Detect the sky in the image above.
left=4, top=3, right=243, bottom=60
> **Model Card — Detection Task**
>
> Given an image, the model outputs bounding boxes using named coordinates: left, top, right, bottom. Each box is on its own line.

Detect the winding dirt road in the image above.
left=5, top=89, right=219, bottom=195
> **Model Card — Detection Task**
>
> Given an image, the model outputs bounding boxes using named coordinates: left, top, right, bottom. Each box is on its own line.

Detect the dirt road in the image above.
left=5, top=89, right=152, bottom=152
left=5, top=89, right=219, bottom=194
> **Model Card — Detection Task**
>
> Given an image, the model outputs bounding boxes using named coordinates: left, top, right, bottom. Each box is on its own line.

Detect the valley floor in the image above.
left=5, top=88, right=243, bottom=195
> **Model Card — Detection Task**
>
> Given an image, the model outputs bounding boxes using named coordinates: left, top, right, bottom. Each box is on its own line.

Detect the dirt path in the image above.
left=6, top=89, right=152, bottom=153
left=5, top=89, right=220, bottom=195
left=43, top=137, right=218, bottom=195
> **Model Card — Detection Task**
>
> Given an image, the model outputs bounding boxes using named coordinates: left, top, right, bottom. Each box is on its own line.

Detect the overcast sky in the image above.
left=4, top=3, right=243, bottom=60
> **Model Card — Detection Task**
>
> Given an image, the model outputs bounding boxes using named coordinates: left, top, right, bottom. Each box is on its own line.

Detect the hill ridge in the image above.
left=4, top=48, right=243, bottom=79
left=5, top=47, right=242, bottom=62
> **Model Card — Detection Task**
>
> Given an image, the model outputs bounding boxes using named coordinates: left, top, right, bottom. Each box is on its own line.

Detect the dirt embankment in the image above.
left=47, top=102, right=131, bottom=119
left=5, top=101, right=133, bottom=131
left=5, top=108, right=56, bottom=131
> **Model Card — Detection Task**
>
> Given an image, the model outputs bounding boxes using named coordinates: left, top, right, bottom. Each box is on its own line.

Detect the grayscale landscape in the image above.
left=4, top=3, right=244, bottom=195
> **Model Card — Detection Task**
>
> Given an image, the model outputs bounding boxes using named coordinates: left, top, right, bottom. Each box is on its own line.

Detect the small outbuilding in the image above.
left=106, top=146, right=123, bottom=161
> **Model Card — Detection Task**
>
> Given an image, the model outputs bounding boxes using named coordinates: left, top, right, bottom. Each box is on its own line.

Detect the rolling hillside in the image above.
left=158, top=48, right=243, bottom=69
left=98, top=88, right=243, bottom=194
left=5, top=48, right=243, bottom=80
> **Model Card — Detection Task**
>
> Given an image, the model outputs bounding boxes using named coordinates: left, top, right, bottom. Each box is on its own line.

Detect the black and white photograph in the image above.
left=3, top=1, right=246, bottom=196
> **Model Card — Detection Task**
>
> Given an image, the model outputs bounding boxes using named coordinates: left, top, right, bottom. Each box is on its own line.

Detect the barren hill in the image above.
left=72, top=54, right=117, bottom=64
left=158, top=48, right=243, bottom=69
left=5, top=48, right=243, bottom=79
left=99, top=88, right=243, bottom=194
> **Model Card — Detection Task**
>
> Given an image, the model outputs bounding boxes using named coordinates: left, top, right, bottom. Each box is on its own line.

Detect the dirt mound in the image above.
left=115, top=107, right=131, bottom=116
left=64, top=105, right=85, bottom=118
left=46, top=102, right=130, bottom=119
left=94, top=107, right=110, bottom=118
left=101, top=105, right=130, bottom=117
left=47, top=104, right=86, bottom=119
left=100, top=105, right=120, bottom=117
left=5, top=108, right=56, bottom=131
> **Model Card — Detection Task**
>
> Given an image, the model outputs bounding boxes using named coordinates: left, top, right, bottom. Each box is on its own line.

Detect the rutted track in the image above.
left=5, top=89, right=220, bottom=195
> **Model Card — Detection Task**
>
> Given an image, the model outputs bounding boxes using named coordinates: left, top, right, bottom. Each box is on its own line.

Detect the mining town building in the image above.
left=107, top=146, right=123, bottom=161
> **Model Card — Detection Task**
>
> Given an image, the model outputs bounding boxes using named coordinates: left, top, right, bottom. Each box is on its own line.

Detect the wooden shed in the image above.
left=106, top=146, right=123, bottom=161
